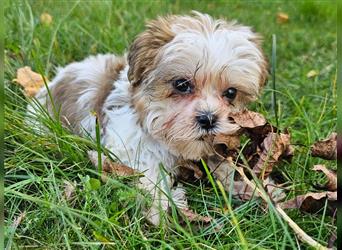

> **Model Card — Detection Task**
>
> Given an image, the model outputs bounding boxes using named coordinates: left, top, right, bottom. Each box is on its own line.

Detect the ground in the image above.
left=4, top=0, right=337, bottom=249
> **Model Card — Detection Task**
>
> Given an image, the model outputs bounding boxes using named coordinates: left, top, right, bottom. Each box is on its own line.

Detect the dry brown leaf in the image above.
left=277, top=12, right=289, bottom=23
left=231, top=180, right=259, bottom=201
left=279, top=191, right=337, bottom=215
left=180, top=208, right=212, bottom=223
left=176, top=160, right=203, bottom=182
left=102, top=160, right=137, bottom=177
left=234, top=166, right=330, bottom=249
left=311, top=132, right=337, bottom=160
left=40, top=12, right=53, bottom=25
left=253, top=132, right=293, bottom=179
left=13, top=66, right=48, bottom=97
left=206, top=109, right=290, bottom=201
left=246, top=123, right=278, bottom=138
left=264, top=179, right=286, bottom=202
left=211, top=161, right=284, bottom=201
left=312, top=165, right=337, bottom=191
left=213, top=134, right=240, bottom=159
left=88, top=150, right=139, bottom=182
left=229, top=109, right=267, bottom=128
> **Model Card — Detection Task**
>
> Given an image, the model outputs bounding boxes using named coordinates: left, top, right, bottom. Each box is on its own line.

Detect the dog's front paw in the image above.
left=144, top=206, right=165, bottom=226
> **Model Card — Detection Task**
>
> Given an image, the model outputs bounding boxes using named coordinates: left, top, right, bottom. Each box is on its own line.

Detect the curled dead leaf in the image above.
left=88, top=150, right=139, bottom=182
left=277, top=12, right=289, bottom=23
left=40, top=12, right=53, bottom=25
left=180, top=208, right=212, bottom=223
left=205, top=109, right=290, bottom=201
left=13, top=66, right=48, bottom=97
left=312, top=165, right=337, bottom=191
left=229, top=109, right=267, bottom=128
left=253, top=132, right=293, bottom=179
left=279, top=191, right=337, bottom=216
left=206, top=157, right=285, bottom=202
left=213, top=134, right=240, bottom=159
left=311, top=132, right=337, bottom=160
left=102, top=160, right=137, bottom=177
left=231, top=180, right=259, bottom=201
left=234, top=166, right=331, bottom=249
left=176, top=160, right=203, bottom=182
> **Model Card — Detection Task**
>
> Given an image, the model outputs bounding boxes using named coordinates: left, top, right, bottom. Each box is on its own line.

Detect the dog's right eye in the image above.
left=172, top=78, right=193, bottom=94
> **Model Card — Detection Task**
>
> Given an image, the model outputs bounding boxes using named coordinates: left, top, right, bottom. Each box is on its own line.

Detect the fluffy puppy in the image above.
left=29, top=11, right=268, bottom=225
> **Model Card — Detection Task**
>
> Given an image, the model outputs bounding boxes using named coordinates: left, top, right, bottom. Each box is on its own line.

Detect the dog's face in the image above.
left=128, top=12, right=268, bottom=160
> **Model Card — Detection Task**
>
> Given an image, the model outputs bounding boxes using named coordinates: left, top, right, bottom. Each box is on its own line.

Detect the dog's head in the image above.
left=128, top=12, right=268, bottom=160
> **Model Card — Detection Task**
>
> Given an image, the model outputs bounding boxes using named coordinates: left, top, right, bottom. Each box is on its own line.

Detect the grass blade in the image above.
left=271, top=34, right=279, bottom=128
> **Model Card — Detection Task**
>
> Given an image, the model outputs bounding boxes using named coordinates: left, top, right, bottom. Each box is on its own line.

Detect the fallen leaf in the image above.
left=88, top=150, right=139, bottom=182
left=103, top=160, right=137, bottom=177
left=234, top=165, right=331, bottom=249
left=229, top=109, right=267, bottom=128
left=63, top=180, right=76, bottom=201
left=311, top=132, right=337, bottom=160
left=264, top=178, right=286, bottom=202
left=208, top=158, right=285, bottom=202
left=213, top=134, right=240, bottom=159
left=279, top=191, right=337, bottom=215
left=205, top=109, right=291, bottom=202
left=231, top=180, right=259, bottom=201
left=40, top=12, right=53, bottom=25
left=277, top=12, right=289, bottom=23
left=180, top=208, right=212, bottom=223
left=176, top=160, right=203, bottom=182
left=246, top=123, right=278, bottom=138
left=306, top=70, right=319, bottom=78
left=312, top=165, right=337, bottom=191
left=13, top=66, right=47, bottom=97
left=253, top=132, right=293, bottom=179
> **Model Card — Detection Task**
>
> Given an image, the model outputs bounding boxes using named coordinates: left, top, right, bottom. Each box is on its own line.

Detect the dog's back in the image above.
left=27, top=54, right=126, bottom=134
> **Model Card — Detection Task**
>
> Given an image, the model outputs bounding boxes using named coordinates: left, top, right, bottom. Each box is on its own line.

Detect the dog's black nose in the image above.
left=196, top=112, right=217, bottom=130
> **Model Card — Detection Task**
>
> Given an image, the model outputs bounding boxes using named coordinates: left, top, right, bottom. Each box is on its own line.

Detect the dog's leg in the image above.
left=171, top=183, right=188, bottom=209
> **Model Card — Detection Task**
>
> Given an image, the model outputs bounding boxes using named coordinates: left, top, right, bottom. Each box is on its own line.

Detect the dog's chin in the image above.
left=167, top=139, right=214, bottom=160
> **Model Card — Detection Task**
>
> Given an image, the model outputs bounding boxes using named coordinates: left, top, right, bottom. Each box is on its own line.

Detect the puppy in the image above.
left=29, top=11, right=267, bottom=225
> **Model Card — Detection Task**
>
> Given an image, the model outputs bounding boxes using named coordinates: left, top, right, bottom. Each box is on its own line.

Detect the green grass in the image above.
left=4, top=0, right=337, bottom=249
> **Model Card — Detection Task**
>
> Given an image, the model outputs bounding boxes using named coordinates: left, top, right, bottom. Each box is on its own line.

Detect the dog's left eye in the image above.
left=173, top=78, right=193, bottom=94
left=223, top=87, right=237, bottom=101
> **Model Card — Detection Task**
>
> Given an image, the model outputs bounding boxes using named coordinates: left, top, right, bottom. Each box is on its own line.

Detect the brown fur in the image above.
left=128, top=16, right=176, bottom=87
left=95, top=56, right=126, bottom=121
left=48, top=56, right=126, bottom=133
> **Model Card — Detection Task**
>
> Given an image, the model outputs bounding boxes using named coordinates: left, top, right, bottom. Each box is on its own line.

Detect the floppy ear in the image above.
left=242, top=31, right=269, bottom=89
left=127, top=16, right=175, bottom=87
left=248, top=34, right=269, bottom=87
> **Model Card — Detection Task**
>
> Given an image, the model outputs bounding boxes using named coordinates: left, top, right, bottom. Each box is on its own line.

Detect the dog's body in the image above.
left=29, top=12, right=267, bottom=225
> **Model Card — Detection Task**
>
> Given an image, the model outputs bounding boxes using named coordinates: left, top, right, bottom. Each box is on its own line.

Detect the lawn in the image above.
left=4, top=0, right=337, bottom=249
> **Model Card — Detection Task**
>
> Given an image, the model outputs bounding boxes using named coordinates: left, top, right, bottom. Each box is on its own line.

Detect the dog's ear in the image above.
left=248, top=35, right=269, bottom=88
left=128, top=16, right=175, bottom=87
